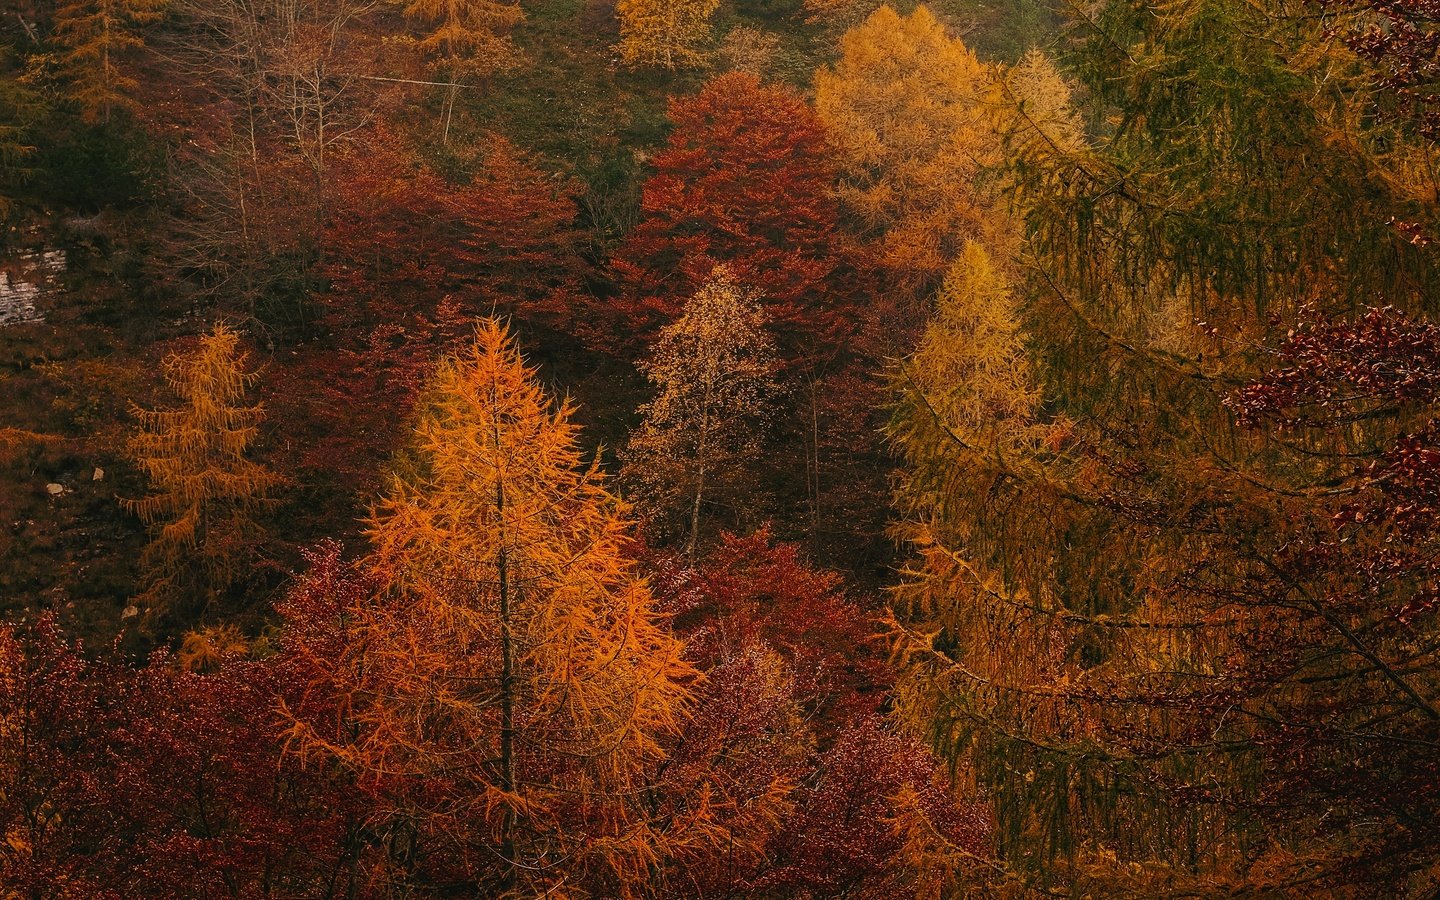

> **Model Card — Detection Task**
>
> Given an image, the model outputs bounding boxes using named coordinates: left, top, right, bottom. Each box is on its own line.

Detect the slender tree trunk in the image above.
left=687, top=457, right=706, bottom=564
left=496, top=470, right=517, bottom=888
left=442, top=83, right=458, bottom=146
left=489, top=372, right=518, bottom=887
left=808, top=368, right=822, bottom=550
left=686, top=387, right=712, bottom=564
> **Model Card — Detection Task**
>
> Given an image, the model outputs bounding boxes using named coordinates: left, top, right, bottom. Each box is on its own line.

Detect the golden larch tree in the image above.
left=615, top=0, right=719, bottom=70
left=884, top=241, right=1079, bottom=894
left=815, top=5, right=1006, bottom=290
left=621, top=267, right=779, bottom=560
left=999, top=48, right=1085, bottom=158
left=124, top=325, right=280, bottom=621
left=403, top=0, right=524, bottom=142
left=893, top=241, right=1044, bottom=471
left=52, top=0, right=167, bottom=122
left=292, top=319, right=696, bottom=895
left=887, top=241, right=1053, bottom=674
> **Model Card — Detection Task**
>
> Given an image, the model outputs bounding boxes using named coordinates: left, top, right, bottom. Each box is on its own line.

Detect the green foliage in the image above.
left=0, top=70, right=42, bottom=220
left=888, top=0, right=1440, bottom=889
left=32, top=116, right=159, bottom=211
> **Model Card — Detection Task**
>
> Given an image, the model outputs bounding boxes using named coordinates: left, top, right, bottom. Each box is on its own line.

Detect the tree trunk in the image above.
left=495, top=440, right=517, bottom=888
left=686, top=385, right=713, bottom=563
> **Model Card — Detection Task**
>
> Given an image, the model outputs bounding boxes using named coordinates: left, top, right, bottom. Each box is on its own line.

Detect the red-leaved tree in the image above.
left=610, top=72, right=869, bottom=349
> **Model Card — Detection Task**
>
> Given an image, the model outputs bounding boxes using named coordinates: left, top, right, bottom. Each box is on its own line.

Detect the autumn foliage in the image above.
left=8, top=0, right=1440, bottom=895
left=615, top=0, right=720, bottom=70
left=285, top=320, right=696, bottom=894
left=124, top=325, right=281, bottom=623
left=612, top=72, right=864, bottom=345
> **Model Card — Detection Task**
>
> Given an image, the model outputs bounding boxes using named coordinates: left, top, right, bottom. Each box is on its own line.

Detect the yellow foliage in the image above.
left=999, top=48, right=1085, bottom=157
left=52, top=0, right=167, bottom=122
left=615, top=0, right=720, bottom=70
left=620, top=267, right=779, bottom=558
left=310, top=319, right=696, bottom=894
left=177, top=624, right=250, bottom=673
left=403, top=0, right=524, bottom=78
left=903, top=242, right=1042, bottom=458
left=123, top=325, right=280, bottom=622
left=816, top=5, right=1007, bottom=286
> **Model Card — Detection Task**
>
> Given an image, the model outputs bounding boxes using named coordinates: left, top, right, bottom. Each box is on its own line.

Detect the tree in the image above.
left=683, top=529, right=890, bottom=726
left=608, top=74, right=882, bottom=558
left=447, top=134, right=585, bottom=312
left=404, top=0, right=524, bottom=142
left=815, top=5, right=1005, bottom=292
left=0, top=70, right=40, bottom=219
left=51, top=0, right=166, bottom=122
left=275, top=132, right=583, bottom=494
left=890, top=241, right=1047, bottom=490
left=612, top=72, right=862, bottom=345
left=644, top=533, right=991, bottom=897
left=763, top=716, right=993, bottom=897
left=155, top=0, right=396, bottom=331
left=615, top=0, right=719, bottom=70
left=885, top=0, right=1440, bottom=887
left=0, top=615, right=353, bottom=896
left=124, top=325, right=281, bottom=623
left=1221, top=307, right=1440, bottom=888
left=286, top=320, right=696, bottom=895
left=642, top=642, right=810, bottom=898
left=621, top=268, right=780, bottom=560
left=717, top=26, right=780, bottom=76
left=998, top=48, right=1084, bottom=158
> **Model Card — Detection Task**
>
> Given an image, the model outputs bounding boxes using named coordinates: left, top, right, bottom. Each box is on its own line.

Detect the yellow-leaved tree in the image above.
left=815, top=5, right=1006, bottom=291
left=893, top=241, right=1044, bottom=471
left=620, top=267, right=779, bottom=560
left=615, top=0, right=719, bottom=70
left=52, top=0, right=167, bottom=122
left=124, top=325, right=280, bottom=623
left=886, top=242, right=1086, bottom=887
left=999, top=48, right=1085, bottom=158
left=292, top=319, right=696, bottom=895
left=403, top=0, right=525, bottom=142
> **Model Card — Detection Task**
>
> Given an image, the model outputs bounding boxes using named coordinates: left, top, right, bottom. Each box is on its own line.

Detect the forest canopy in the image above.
left=1, top=0, right=1439, bottom=895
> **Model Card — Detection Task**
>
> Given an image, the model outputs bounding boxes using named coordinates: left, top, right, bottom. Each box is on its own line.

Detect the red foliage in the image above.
left=0, top=615, right=355, bottom=897
left=609, top=73, right=870, bottom=349
left=1231, top=306, right=1440, bottom=426
left=1323, top=0, right=1440, bottom=143
left=269, top=130, right=585, bottom=492
left=644, top=529, right=986, bottom=897
left=763, top=716, right=992, bottom=897
left=320, top=130, right=585, bottom=326
left=657, top=528, right=890, bottom=725
left=1221, top=306, right=1440, bottom=885
left=647, top=642, right=813, bottom=897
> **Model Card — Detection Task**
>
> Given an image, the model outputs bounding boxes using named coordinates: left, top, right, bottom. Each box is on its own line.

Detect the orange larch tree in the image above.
left=285, top=319, right=696, bottom=895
